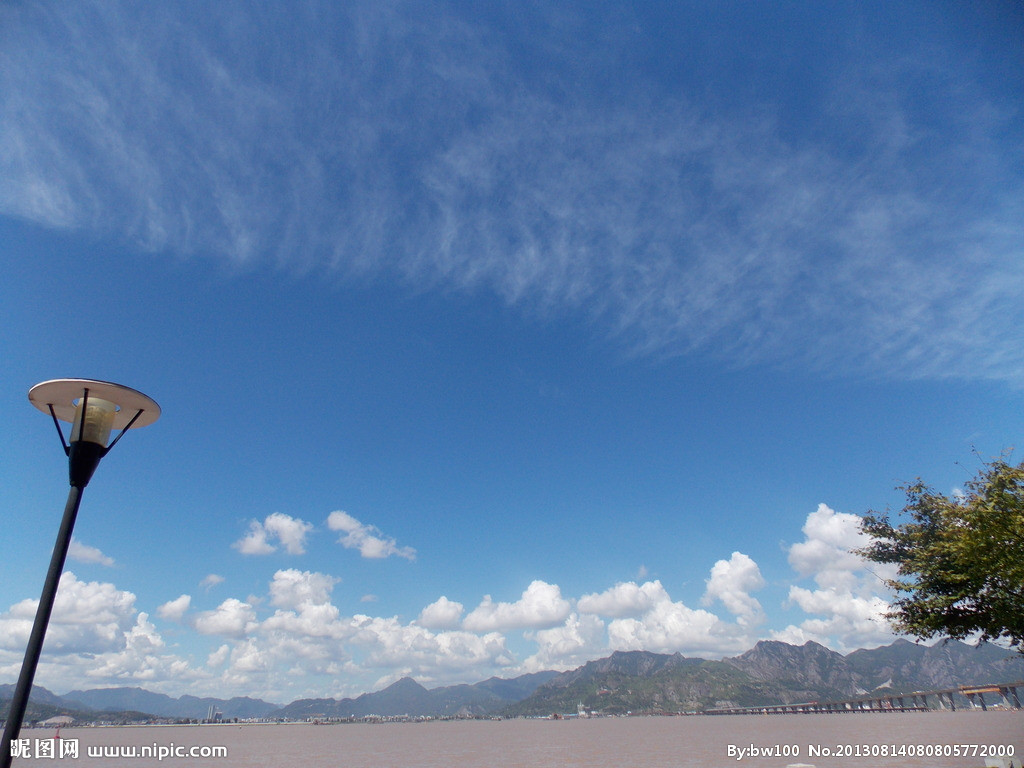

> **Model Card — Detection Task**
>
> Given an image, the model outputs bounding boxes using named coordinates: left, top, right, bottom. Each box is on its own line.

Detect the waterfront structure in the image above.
left=705, top=681, right=1024, bottom=715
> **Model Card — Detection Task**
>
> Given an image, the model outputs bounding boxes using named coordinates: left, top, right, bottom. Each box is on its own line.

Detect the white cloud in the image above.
left=0, top=505, right=934, bottom=699
left=268, top=569, right=339, bottom=611
left=193, top=598, right=258, bottom=638
left=522, top=613, right=607, bottom=673
left=214, top=594, right=515, bottom=697
left=233, top=521, right=275, bottom=555
left=157, top=594, right=191, bottom=622
left=207, top=644, right=231, bottom=668
left=225, top=638, right=273, bottom=678
left=233, top=513, right=313, bottom=556
left=417, top=596, right=464, bottom=630
left=781, top=586, right=894, bottom=649
left=68, top=539, right=115, bottom=567
left=200, top=574, right=225, bottom=590
left=80, top=612, right=173, bottom=683
left=326, top=511, right=415, bottom=560
left=264, top=513, right=315, bottom=555
left=775, top=504, right=899, bottom=651
left=0, top=574, right=195, bottom=693
left=606, top=595, right=750, bottom=657
left=2, top=4, right=1020, bottom=384
left=262, top=602, right=347, bottom=642
left=463, top=580, right=571, bottom=632
left=702, top=552, right=766, bottom=627
left=349, top=615, right=513, bottom=676
left=788, top=504, right=873, bottom=590
left=0, top=572, right=137, bottom=655
left=578, top=580, right=669, bottom=619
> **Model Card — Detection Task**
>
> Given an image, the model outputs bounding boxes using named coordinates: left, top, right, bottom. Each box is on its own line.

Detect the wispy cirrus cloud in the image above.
left=2, top=2, right=1021, bottom=382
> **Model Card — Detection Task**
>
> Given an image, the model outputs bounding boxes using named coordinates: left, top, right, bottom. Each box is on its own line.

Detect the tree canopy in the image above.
left=858, top=457, right=1024, bottom=653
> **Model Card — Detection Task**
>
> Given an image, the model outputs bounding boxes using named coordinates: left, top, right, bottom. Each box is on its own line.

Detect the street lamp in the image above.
left=1, top=380, right=159, bottom=766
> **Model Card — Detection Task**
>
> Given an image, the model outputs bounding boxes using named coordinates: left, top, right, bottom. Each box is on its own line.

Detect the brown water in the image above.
left=18, top=711, right=1022, bottom=767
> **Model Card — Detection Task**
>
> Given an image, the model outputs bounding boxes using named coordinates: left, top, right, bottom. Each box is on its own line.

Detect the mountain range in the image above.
left=3, top=639, right=1021, bottom=723
left=506, top=639, right=1024, bottom=716
left=270, top=671, right=558, bottom=720
left=0, top=683, right=279, bottom=723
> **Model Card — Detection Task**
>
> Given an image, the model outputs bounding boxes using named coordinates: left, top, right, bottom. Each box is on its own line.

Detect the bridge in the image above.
left=704, top=681, right=1024, bottom=715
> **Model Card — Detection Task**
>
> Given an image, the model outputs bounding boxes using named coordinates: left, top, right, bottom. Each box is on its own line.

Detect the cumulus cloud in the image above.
left=0, top=573, right=195, bottom=693
left=463, top=580, right=571, bottom=632
left=774, top=504, right=898, bottom=651
left=157, top=594, right=191, bottom=622
left=207, top=644, right=231, bottom=668
left=326, top=511, right=415, bottom=560
left=210, top=591, right=513, bottom=697
left=79, top=612, right=176, bottom=683
left=262, top=601, right=347, bottom=642
left=578, top=580, right=669, bottom=619
left=775, top=587, right=895, bottom=650
left=233, top=513, right=313, bottom=556
left=232, top=522, right=275, bottom=556
left=225, top=638, right=274, bottom=679
left=573, top=567, right=767, bottom=657
left=350, top=615, right=513, bottom=675
left=200, top=574, right=225, bottom=590
left=788, top=504, right=875, bottom=590
left=702, top=552, right=766, bottom=627
left=268, top=569, right=339, bottom=611
left=417, top=596, right=465, bottom=630
left=0, top=506, right=923, bottom=699
left=522, top=613, right=607, bottom=672
left=606, top=596, right=746, bottom=657
left=0, top=572, right=137, bottom=655
left=193, top=598, right=258, bottom=638
left=68, top=539, right=115, bottom=567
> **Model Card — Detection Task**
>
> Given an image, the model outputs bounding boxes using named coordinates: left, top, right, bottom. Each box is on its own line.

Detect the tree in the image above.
left=858, top=457, right=1024, bottom=653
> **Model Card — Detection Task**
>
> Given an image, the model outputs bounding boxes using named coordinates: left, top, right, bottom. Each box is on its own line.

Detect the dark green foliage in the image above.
left=858, top=458, right=1024, bottom=652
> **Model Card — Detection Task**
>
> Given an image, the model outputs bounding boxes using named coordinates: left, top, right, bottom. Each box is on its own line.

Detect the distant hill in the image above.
left=845, top=638, right=1024, bottom=692
left=724, top=640, right=860, bottom=702
left=503, top=650, right=785, bottom=716
left=0, top=684, right=176, bottom=725
left=1, top=684, right=278, bottom=723
left=0, top=684, right=68, bottom=709
left=271, top=671, right=558, bottom=720
left=63, top=687, right=279, bottom=720
left=508, top=640, right=1024, bottom=716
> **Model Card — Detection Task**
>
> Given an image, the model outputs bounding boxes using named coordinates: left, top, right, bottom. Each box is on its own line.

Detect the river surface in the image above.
left=16, top=711, right=1022, bottom=767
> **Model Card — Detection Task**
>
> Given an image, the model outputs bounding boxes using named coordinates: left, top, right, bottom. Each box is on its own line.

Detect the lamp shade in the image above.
left=28, top=379, right=161, bottom=434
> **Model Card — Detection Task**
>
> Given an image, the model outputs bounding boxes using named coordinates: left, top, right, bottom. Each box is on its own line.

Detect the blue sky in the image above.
left=1, top=1, right=1022, bottom=703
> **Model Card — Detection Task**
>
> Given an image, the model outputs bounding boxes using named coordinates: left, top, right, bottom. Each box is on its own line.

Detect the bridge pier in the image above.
left=702, top=680, right=1023, bottom=715
left=1000, top=685, right=1020, bottom=709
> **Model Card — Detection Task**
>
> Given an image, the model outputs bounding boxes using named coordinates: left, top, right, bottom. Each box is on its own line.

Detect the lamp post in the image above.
left=1, top=380, right=159, bottom=766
